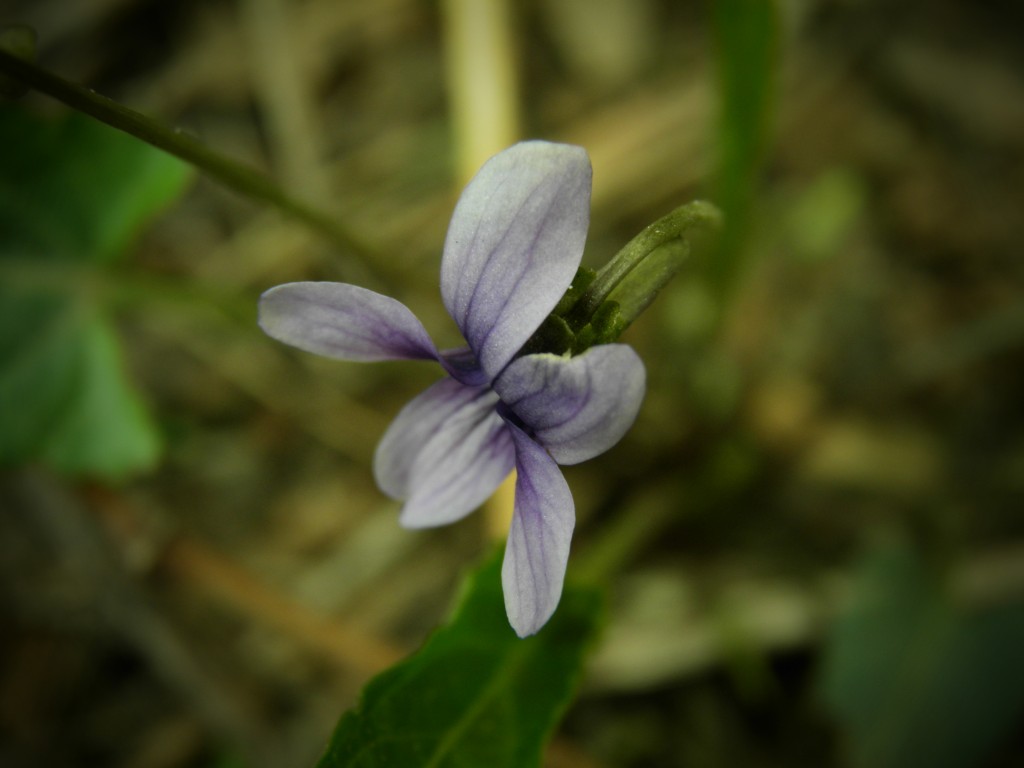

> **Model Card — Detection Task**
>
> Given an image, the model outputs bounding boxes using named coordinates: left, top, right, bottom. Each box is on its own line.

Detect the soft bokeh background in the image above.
left=2, top=0, right=1023, bottom=766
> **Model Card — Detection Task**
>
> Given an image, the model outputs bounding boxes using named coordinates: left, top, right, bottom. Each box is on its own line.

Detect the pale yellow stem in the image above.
left=442, top=0, right=522, bottom=183
left=486, top=471, right=518, bottom=540
left=441, top=0, right=521, bottom=539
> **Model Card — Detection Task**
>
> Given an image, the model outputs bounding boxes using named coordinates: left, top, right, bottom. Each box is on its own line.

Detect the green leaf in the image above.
left=0, top=106, right=190, bottom=478
left=37, top=315, right=161, bottom=475
left=710, top=0, right=777, bottom=298
left=317, top=549, right=603, bottom=768
left=820, top=541, right=1024, bottom=768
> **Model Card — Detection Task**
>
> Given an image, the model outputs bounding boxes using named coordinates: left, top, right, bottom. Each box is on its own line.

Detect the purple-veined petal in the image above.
left=374, top=377, right=484, bottom=499
left=501, top=424, right=575, bottom=637
left=441, top=141, right=592, bottom=379
left=377, top=381, right=515, bottom=528
left=438, top=346, right=489, bottom=387
left=495, top=345, right=646, bottom=465
left=259, top=282, right=438, bottom=362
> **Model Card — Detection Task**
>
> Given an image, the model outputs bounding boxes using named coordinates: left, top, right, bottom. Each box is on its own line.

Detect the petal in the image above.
left=373, top=377, right=484, bottom=499
left=441, top=141, right=592, bottom=379
left=375, top=379, right=515, bottom=528
left=438, top=346, right=490, bottom=387
left=501, top=424, right=575, bottom=637
left=259, top=282, right=438, bottom=362
left=494, top=345, right=646, bottom=465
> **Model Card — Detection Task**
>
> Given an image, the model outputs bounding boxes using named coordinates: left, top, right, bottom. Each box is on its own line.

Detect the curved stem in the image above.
left=0, top=49, right=384, bottom=275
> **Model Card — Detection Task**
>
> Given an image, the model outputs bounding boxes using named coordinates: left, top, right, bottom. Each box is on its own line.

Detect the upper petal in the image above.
left=502, top=424, right=575, bottom=637
left=494, top=345, right=646, bottom=465
left=441, top=141, right=592, bottom=379
left=375, top=379, right=515, bottom=528
left=259, top=282, right=438, bottom=362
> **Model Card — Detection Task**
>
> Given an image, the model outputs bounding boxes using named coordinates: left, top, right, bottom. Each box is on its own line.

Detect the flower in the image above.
left=258, top=141, right=645, bottom=636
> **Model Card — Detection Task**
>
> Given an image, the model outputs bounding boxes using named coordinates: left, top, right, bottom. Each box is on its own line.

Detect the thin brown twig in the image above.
left=159, top=536, right=406, bottom=676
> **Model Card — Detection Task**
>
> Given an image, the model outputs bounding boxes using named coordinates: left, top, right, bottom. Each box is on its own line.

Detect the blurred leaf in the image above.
left=710, top=0, right=777, bottom=297
left=0, top=106, right=190, bottom=477
left=317, top=549, right=602, bottom=768
left=787, top=169, right=867, bottom=262
left=820, top=541, right=1024, bottom=768
left=37, top=316, right=161, bottom=475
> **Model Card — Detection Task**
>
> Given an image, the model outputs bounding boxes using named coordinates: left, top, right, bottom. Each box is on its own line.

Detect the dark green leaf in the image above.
left=0, top=106, right=190, bottom=477
left=317, top=549, right=602, bottom=768
left=710, top=0, right=777, bottom=297
left=820, top=541, right=1024, bottom=768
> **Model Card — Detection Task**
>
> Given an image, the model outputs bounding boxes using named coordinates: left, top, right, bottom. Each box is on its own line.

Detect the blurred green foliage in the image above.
left=0, top=107, right=190, bottom=477
left=821, top=540, right=1024, bottom=768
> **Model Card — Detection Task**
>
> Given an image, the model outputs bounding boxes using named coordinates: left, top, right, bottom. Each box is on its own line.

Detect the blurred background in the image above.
left=2, top=0, right=1023, bottom=766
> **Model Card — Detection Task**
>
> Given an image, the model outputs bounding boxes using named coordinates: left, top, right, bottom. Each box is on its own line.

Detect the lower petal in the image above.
left=501, top=424, right=575, bottom=637
left=494, top=345, right=646, bottom=465
left=374, top=377, right=485, bottom=499
left=394, top=384, right=515, bottom=528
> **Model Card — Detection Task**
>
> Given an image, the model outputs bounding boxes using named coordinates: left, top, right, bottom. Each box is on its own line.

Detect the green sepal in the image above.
left=520, top=313, right=575, bottom=357
left=553, top=266, right=596, bottom=316
left=519, top=267, right=598, bottom=357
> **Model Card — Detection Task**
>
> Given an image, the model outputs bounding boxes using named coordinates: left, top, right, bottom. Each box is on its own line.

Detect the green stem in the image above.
left=0, top=49, right=383, bottom=274
left=568, top=199, right=722, bottom=330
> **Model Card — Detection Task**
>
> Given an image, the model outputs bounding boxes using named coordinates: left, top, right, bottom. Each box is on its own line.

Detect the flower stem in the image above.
left=441, top=0, right=521, bottom=541
left=568, top=199, right=723, bottom=332
left=441, top=0, right=521, bottom=185
left=0, top=49, right=383, bottom=273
